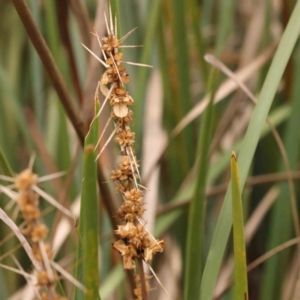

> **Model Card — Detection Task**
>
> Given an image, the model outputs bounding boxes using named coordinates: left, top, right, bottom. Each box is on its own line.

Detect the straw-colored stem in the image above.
left=138, top=258, right=148, bottom=300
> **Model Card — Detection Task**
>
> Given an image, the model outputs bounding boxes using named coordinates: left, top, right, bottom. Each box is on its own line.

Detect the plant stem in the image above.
left=138, top=258, right=148, bottom=300
left=11, top=0, right=86, bottom=142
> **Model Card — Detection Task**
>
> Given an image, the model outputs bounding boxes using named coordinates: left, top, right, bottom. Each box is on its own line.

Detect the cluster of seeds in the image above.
left=15, top=169, right=66, bottom=300
left=134, top=275, right=150, bottom=300
left=97, top=24, right=164, bottom=282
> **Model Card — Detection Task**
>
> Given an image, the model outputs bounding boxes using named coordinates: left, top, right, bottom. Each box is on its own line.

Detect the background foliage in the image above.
left=0, top=0, right=300, bottom=299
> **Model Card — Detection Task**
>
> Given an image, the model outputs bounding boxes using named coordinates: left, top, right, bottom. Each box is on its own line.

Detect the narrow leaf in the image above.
left=184, top=70, right=216, bottom=300
left=154, top=105, right=290, bottom=237
left=75, top=101, right=100, bottom=300
left=231, top=152, right=248, bottom=300
left=260, top=46, right=300, bottom=300
left=200, top=2, right=300, bottom=299
left=0, top=148, right=14, bottom=177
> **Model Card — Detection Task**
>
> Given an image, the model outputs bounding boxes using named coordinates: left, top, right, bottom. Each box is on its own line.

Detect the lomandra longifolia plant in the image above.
left=4, top=0, right=300, bottom=299
left=0, top=7, right=165, bottom=300
left=82, top=10, right=165, bottom=300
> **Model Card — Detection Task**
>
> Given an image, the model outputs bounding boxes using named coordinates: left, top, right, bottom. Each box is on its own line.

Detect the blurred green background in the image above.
left=0, top=0, right=300, bottom=299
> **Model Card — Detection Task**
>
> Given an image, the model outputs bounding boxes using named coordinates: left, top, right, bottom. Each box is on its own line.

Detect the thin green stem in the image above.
left=184, top=68, right=218, bottom=300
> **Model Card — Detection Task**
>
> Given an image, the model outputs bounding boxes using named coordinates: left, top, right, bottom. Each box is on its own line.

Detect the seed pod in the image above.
left=105, top=57, right=114, bottom=65
left=115, top=88, right=127, bottom=96
left=121, top=73, right=131, bottom=83
left=114, top=53, right=123, bottom=62
left=113, top=104, right=129, bottom=118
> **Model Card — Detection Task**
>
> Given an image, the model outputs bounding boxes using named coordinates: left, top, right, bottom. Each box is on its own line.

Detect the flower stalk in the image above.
left=92, top=11, right=165, bottom=299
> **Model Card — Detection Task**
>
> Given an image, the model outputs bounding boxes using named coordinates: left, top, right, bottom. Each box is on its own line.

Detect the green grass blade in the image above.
left=214, top=0, right=235, bottom=57
left=199, top=2, right=300, bottom=299
left=154, top=104, right=290, bottom=238
left=75, top=101, right=100, bottom=300
left=0, top=63, right=34, bottom=155
left=0, top=148, right=14, bottom=177
left=109, top=0, right=121, bottom=39
left=0, top=267, right=8, bottom=300
left=186, top=0, right=208, bottom=84
left=184, top=71, right=216, bottom=300
left=171, top=0, right=193, bottom=164
left=99, top=263, right=123, bottom=300
left=260, top=44, right=300, bottom=300
left=231, top=153, right=248, bottom=300
left=44, top=0, right=60, bottom=63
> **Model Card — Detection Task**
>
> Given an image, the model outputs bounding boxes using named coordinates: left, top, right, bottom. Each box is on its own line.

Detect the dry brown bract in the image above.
left=115, top=126, right=135, bottom=147
left=15, top=169, right=38, bottom=190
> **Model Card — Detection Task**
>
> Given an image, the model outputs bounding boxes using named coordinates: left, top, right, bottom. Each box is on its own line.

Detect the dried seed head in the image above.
left=97, top=24, right=165, bottom=279
left=115, top=184, right=126, bottom=193
left=32, top=243, right=53, bottom=262
left=105, top=53, right=123, bottom=65
left=110, top=169, right=122, bottom=181
left=111, top=156, right=136, bottom=182
left=20, top=204, right=41, bottom=221
left=130, top=224, right=149, bottom=250
left=124, top=189, right=143, bottom=202
left=15, top=169, right=38, bottom=191
left=30, top=224, right=49, bottom=242
left=120, top=72, right=131, bottom=83
left=144, top=239, right=165, bottom=262
left=134, top=275, right=150, bottom=300
left=114, top=52, right=123, bottom=61
left=115, top=221, right=136, bottom=238
left=119, top=156, right=131, bottom=170
left=13, top=168, right=64, bottom=298
left=110, top=94, right=120, bottom=105
left=17, top=191, right=39, bottom=207
left=113, top=239, right=137, bottom=269
left=115, top=88, right=126, bottom=96
left=115, top=127, right=135, bottom=147
left=107, top=65, right=125, bottom=75
left=112, top=109, right=134, bottom=125
left=102, top=34, right=120, bottom=53
left=117, top=198, right=145, bottom=222
left=105, top=57, right=114, bottom=65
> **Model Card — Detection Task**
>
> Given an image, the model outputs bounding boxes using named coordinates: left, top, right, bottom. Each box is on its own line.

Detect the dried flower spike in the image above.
left=0, top=168, right=68, bottom=299
left=82, top=8, right=165, bottom=298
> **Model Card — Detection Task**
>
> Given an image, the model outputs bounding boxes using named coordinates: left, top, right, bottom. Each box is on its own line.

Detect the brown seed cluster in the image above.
left=15, top=169, right=66, bottom=299
left=134, top=275, right=151, bottom=300
left=101, top=34, right=132, bottom=119
left=98, top=28, right=164, bottom=275
left=111, top=156, right=136, bottom=182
